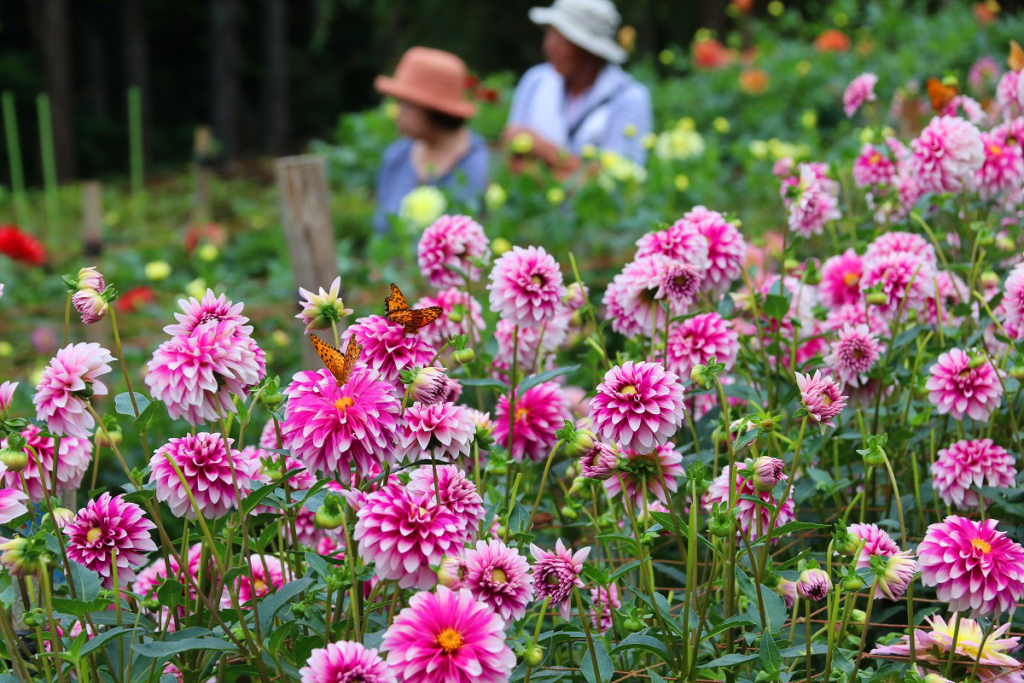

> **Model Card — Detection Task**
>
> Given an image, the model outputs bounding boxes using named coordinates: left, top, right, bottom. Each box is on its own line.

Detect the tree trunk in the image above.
left=210, top=0, right=241, bottom=169
left=40, top=0, right=76, bottom=181
left=121, top=0, right=151, bottom=163
left=263, top=0, right=289, bottom=155
left=81, top=13, right=110, bottom=120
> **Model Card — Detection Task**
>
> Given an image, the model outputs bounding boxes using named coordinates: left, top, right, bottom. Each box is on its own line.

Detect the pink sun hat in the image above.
left=374, top=47, right=477, bottom=119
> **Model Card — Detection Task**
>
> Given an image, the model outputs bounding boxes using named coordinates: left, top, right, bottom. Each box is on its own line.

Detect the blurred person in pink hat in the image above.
left=373, top=47, right=489, bottom=232
left=504, top=0, right=651, bottom=178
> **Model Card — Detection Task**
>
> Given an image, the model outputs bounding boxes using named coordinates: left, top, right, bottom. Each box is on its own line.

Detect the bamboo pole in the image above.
left=37, top=93, right=61, bottom=233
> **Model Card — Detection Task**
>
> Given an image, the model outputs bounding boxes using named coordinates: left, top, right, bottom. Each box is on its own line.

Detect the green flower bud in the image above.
left=524, top=646, right=544, bottom=667
left=452, top=348, right=475, bottom=364
left=0, top=447, right=27, bottom=473
left=565, top=429, right=597, bottom=459
left=623, top=617, right=645, bottom=632
left=866, top=292, right=888, bottom=306
left=842, top=575, right=864, bottom=591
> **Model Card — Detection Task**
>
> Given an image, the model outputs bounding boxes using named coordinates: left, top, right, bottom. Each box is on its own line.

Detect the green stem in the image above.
left=527, top=440, right=564, bottom=530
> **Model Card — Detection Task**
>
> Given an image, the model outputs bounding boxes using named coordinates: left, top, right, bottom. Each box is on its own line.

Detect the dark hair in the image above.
left=425, top=108, right=467, bottom=131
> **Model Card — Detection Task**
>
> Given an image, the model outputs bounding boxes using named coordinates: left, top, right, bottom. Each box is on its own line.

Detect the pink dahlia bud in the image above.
left=795, top=370, right=847, bottom=431
left=579, top=442, right=619, bottom=480
left=437, top=555, right=467, bottom=589
left=75, top=266, right=105, bottom=291
left=750, top=456, right=785, bottom=492
left=407, top=366, right=454, bottom=406
left=797, top=568, right=832, bottom=601
left=564, top=428, right=597, bottom=459
left=45, top=507, right=75, bottom=531
left=0, top=381, right=15, bottom=419
left=563, top=282, right=589, bottom=312
left=72, top=288, right=108, bottom=325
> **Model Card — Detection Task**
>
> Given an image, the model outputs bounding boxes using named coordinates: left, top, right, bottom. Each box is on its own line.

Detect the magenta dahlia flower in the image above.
left=702, top=462, right=796, bottom=542
left=795, top=370, right=847, bottom=430
left=853, top=144, right=897, bottom=188
left=860, top=251, right=935, bottom=320
left=658, top=262, right=704, bottom=311
left=589, top=361, right=685, bottom=453
left=493, top=382, right=570, bottom=462
left=494, top=316, right=569, bottom=370
left=843, top=72, right=878, bottom=117
left=164, top=289, right=251, bottom=337
left=635, top=219, right=710, bottom=271
left=530, top=539, right=591, bottom=619
left=281, top=367, right=401, bottom=476
left=781, top=164, right=841, bottom=237
left=33, top=342, right=115, bottom=438
left=413, top=288, right=486, bottom=348
left=932, top=438, right=1017, bottom=508
left=382, top=586, right=515, bottom=683
left=343, top=316, right=436, bottom=388
left=824, top=324, right=883, bottom=388
left=354, top=481, right=463, bottom=588
left=399, top=402, right=475, bottom=461
left=221, top=554, right=289, bottom=608
left=487, top=245, right=566, bottom=328
left=664, top=312, right=738, bottom=379
left=847, top=523, right=901, bottom=567
left=976, top=128, right=1024, bottom=201
left=579, top=442, right=619, bottom=480
left=909, top=115, right=985, bottom=194
left=417, top=215, right=490, bottom=289
left=0, top=489, right=27, bottom=524
left=295, top=276, right=354, bottom=334
left=819, top=249, right=864, bottom=308
left=0, top=424, right=91, bottom=501
left=301, top=641, right=396, bottom=683
left=919, top=515, right=1024, bottom=616
left=602, top=255, right=681, bottom=338
left=1003, top=263, right=1024, bottom=337
left=65, top=493, right=157, bottom=588
left=407, top=465, right=484, bottom=538
left=682, top=206, right=745, bottom=292
left=863, top=231, right=937, bottom=267
left=150, top=432, right=262, bottom=519
left=146, top=321, right=265, bottom=426
left=462, top=539, right=534, bottom=622
left=925, top=348, right=1003, bottom=421
left=604, top=442, right=682, bottom=509
left=847, top=523, right=915, bottom=600
left=590, top=583, right=621, bottom=632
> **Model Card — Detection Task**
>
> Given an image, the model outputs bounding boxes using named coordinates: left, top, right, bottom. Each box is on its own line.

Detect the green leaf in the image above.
left=132, top=399, right=165, bottom=433
left=759, top=630, right=782, bottom=674
left=516, top=365, right=580, bottom=396
left=133, top=637, right=236, bottom=657
left=258, top=577, right=314, bottom=632
left=701, top=614, right=759, bottom=641
left=67, top=561, right=102, bottom=603
left=611, top=634, right=671, bottom=663
left=763, top=294, right=790, bottom=321
left=579, top=639, right=613, bottom=683
left=80, top=627, right=132, bottom=657
left=609, top=559, right=643, bottom=582
left=734, top=429, right=759, bottom=451
left=156, top=579, right=184, bottom=614
left=753, top=521, right=828, bottom=544
left=242, top=469, right=302, bottom=515
left=114, top=392, right=150, bottom=417
left=703, top=652, right=759, bottom=668
left=458, top=378, right=509, bottom=392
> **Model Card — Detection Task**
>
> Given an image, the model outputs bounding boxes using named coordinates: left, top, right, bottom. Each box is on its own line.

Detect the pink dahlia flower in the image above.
left=795, top=370, right=847, bottom=429
left=919, top=515, right=1024, bottom=616
left=407, top=465, right=484, bottom=538
left=796, top=568, right=832, bottom=601
left=417, top=215, right=490, bottom=289
left=382, top=586, right=515, bottom=683
left=221, top=554, right=289, bottom=608
left=399, top=402, right=475, bottom=461
left=66, top=493, right=157, bottom=588
left=682, top=206, right=745, bottom=292
left=150, top=432, right=262, bottom=519
left=664, top=312, right=738, bottom=379
left=853, top=144, right=897, bottom=188
left=164, top=289, right=252, bottom=337
left=908, top=115, right=985, bottom=194
left=823, top=303, right=888, bottom=336
left=1003, top=263, right=1024, bottom=337
left=932, top=438, right=1017, bottom=508
left=354, top=481, right=463, bottom=588
left=847, top=523, right=915, bottom=600
left=33, top=342, right=115, bottom=438
left=823, top=324, right=883, bottom=388
left=0, top=489, right=27, bottom=524
left=413, top=288, right=486, bottom=348
left=281, top=367, right=401, bottom=476
left=702, top=462, right=796, bottom=542
left=875, top=551, right=917, bottom=601
left=494, top=382, right=570, bottom=462
left=579, top=442, right=619, bottom=480
left=72, top=288, right=108, bottom=325
left=819, top=249, right=864, bottom=308
left=976, top=129, right=1024, bottom=201
left=781, top=164, right=841, bottom=237
left=530, top=539, right=591, bottom=619
left=635, top=219, right=711, bottom=271
left=146, top=321, right=265, bottom=426
left=295, top=276, right=354, bottom=334
left=343, top=316, right=436, bottom=388
left=925, top=348, right=1003, bottom=421
left=133, top=543, right=202, bottom=600
left=301, top=641, right=396, bottom=683
left=776, top=578, right=798, bottom=609
left=750, top=456, right=785, bottom=492
left=0, top=381, right=15, bottom=418
left=589, top=361, right=685, bottom=452
left=590, top=583, right=621, bottom=632
left=487, top=245, right=566, bottom=329
left=494, top=315, right=570, bottom=370
left=860, top=251, right=935, bottom=320
left=924, top=270, right=968, bottom=327
left=603, top=255, right=686, bottom=337
left=462, top=539, right=534, bottom=622
left=658, top=262, right=704, bottom=311
left=863, top=231, right=937, bottom=267
left=843, top=73, right=878, bottom=117
left=847, top=523, right=901, bottom=567
left=604, top=442, right=682, bottom=509
left=0, top=424, right=91, bottom=501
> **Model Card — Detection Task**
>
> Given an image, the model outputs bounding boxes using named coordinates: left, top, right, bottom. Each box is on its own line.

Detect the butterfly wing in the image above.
left=310, top=333, right=354, bottom=385
left=388, top=306, right=443, bottom=334
left=335, top=335, right=363, bottom=388
left=926, top=77, right=957, bottom=112
left=385, top=283, right=409, bottom=314
left=1010, top=40, right=1024, bottom=72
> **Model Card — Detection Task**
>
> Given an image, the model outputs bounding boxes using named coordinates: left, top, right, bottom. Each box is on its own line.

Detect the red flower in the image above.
left=116, top=286, right=156, bottom=314
left=815, top=29, right=851, bottom=53
left=183, top=223, right=227, bottom=253
left=693, top=38, right=732, bottom=69
left=0, top=225, right=47, bottom=266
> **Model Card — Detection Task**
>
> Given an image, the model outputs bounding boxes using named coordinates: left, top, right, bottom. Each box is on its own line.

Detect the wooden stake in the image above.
left=81, top=180, right=103, bottom=258
left=192, top=125, right=213, bottom=222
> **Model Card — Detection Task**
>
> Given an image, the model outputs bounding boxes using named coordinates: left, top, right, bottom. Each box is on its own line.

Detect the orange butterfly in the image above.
left=1009, top=40, right=1024, bottom=72
left=926, top=78, right=958, bottom=113
left=384, top=283, right=443, bottom=334
left=310, top=333, right=362, bottom=387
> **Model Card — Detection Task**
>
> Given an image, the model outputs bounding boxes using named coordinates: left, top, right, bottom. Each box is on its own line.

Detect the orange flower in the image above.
left=739, top=68, right=770, bottom=95
left=814, top=29, right=850, bottom=53
left=974, top=1, right=999, bottom=23
left=731, top=0, right=754, bottom=14
left=693, top=38, right=732, bottom=69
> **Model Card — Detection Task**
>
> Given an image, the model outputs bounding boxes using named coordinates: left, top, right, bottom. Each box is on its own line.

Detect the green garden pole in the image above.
left=37, top=93, right=61, bottom=230
left=2, top=92, right=29, bottom=225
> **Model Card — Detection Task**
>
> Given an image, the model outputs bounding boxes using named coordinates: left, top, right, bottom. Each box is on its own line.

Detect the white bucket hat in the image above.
left=529, top=0, right=628, bottom=64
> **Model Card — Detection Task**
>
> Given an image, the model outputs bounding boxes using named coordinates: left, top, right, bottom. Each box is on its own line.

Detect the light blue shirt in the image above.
left=507, top=63, right=652, bottom=164
left=373, top=132, right=489, bottom=233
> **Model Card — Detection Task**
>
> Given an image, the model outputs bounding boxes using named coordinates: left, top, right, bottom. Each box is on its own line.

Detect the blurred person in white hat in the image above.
left=503, top=0, right=652, bottom=177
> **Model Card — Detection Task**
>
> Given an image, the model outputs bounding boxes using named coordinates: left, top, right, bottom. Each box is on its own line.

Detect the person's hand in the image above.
left=502, top=125, right=541, bottom=155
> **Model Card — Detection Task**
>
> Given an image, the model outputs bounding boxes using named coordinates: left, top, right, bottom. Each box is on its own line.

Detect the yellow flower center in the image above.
left=820, top=393, right=832, bottom=405
left=491, top=568, right=508, bottom=584
left=334, top=396, right=355, bottom=412
left=989, top=144, right=1003, bottom=156
left=971, top=538, right=992, bottom=554
left=436, top=628, right=463, bottom=654
left=86, top=528, right=102, bottom=543
left=869, top=153, right=881, bottom=165
left=253, top=579, right=269, bottom=595
left=515, top=407, right=530, bottom=421
left=531, top=275, right=544, bottom=286
left=620, top=385, right=638, bottom=396
left=843, top=272, right=860, bottom=288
